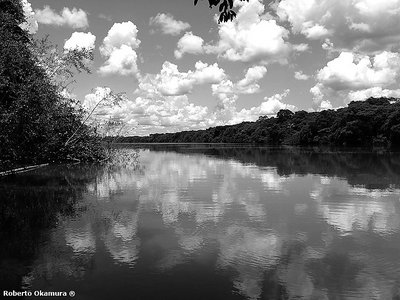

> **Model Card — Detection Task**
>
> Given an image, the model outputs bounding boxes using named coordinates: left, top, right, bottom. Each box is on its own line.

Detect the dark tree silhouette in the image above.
left=194, top=0, right=249, bottom=22
left=0, top=0, right=106, bottom=169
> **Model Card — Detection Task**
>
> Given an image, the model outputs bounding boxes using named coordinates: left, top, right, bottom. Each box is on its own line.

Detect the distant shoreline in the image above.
left=109, top=97, right=400, bottom=149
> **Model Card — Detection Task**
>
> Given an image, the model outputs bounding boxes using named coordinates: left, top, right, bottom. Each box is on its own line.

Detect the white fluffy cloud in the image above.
left=34, top=6, right=89, bottom=29
left=294, top=71, right=310, bottom=80
left=236, top=89, right=297, bottom=122
left=105, top=61, right=228, bottom=132
left=277, top=0, right=400, bottom=53
left=211, top=65, right=267, bottom=97
left=235, top=66, right=268, bottom=94
left=347, top=87, right=400, bottom=102
left=174, top=32, right=204, bottom=59
left=20, top=0, right=38, bottom=34
left=83, top=87, right=113, bottom=112
left=99, top=45, right=139, bottom=76
left=149, top=13, right=190, bottom=36
left=202, top=0, right=291, bottom=64
left=311, top=51, right=400, bottom=108
left=237, top=66, right=267, bottom=86
left=84, top=90, right=210, bottom=135
left=301, top=23, right=331, bottom=40
left=292, top=43, right=310, bottom=52
left=85, top=59, right=292, bottom=135
left=317, top=51, right=400, bottom=90
left=64, top=32, right=96, bottom=51
left=99, top=21, right=140, bottom=55
left=139, top=61, right=226, bottom=96
left=173, top=0, right=293, bottom=63
left=211, top=83, right=296, bottom=125
left=209, top=64, right=268, bottom=123
left=98, top=22, right=141, bottom=77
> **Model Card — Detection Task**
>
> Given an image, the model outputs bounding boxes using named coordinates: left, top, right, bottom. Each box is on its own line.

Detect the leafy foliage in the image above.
left=0, top=0, right=106, bottom=169
left=31, top=36, right=93, bottom=89
left=194, top=0, right=248, bottom=22
left=120, top=97, right=400, bottom=148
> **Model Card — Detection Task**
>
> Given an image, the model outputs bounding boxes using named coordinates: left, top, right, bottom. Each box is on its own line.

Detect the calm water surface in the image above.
left=1, top=146, right=400, bottom=299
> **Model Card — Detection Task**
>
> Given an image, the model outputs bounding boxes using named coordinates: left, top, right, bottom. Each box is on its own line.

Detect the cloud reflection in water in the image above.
left=15, top=148, right=400, bottom=299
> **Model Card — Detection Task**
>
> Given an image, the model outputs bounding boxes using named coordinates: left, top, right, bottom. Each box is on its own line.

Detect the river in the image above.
left=1, top=145, right=400, bottom=299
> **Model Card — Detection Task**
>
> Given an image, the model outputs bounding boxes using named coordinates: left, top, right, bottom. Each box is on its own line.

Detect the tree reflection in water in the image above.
left=1, top=146, right=400, bottom=299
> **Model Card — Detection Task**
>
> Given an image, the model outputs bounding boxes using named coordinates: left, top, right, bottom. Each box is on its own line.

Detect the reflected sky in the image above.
left=1, top=147, right=400, bottom=299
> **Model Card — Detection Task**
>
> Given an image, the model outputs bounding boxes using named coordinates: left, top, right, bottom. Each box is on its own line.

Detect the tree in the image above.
left=64, top=87, right=125, bottom=147
left=194, top=0, right=249, bottom=22
left=277, top=109, right=294, bottom=121
left=31, top=36, right=93, bottom=91
left=0, top=0, right=106, bottom=168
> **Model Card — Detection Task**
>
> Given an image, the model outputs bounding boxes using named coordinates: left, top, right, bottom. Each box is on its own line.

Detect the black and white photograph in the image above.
left=1, top=0, right=400, bottom=299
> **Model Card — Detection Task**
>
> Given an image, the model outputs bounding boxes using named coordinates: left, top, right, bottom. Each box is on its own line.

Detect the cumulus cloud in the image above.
left=81, top=87, right=122, bottom=127
left=64, top=32, right=96, bottom=51
left=209, top=65, right=269, bottom=124
left=205, top=0, right=291, bottom=64
left=174, top=32, right=204, bottom=59
left=20, top=0, right=38, bottom=34
left=347, top=87, right=400, bottom=102
left=276, top=0, right=400, bottom=53
left=85, top=58, right=293, bottom=135
left=34, top=6, right=89, bottom=29
left=236, top=89, right=297, bottom=121
left=99, top=21, right=140, bottom=55
left=294, top=71, right=310, bottom=80
left=98, top=22, right=141, bottom=77
left=211, top=65, right=267, bottom=98
left=235, top=66, right=268, bottom=94
left=237, top=66, right=267, bottom=87
left=149, top=13, right=190, bottom=36
left=253, top=89, right=296, bottom=115
left=139, top=61, right=226, bottom=96
left=84, top=91, right=210, bottom=135
left=211, top=85, right=296, bottom=125
left=301, top=23, right=331, bottom=40
left=99, top=45, right=139, bottom=76
left=317, top=51, right=400, bottom=90
left=311, top=51, right=400, bottom=108
left=87, top=61, right=228, bottom=134
left=171, top=0, right=302, bottom=63
left=83, top=87, right=115, bottom=111
left=292, top=43, right=309, bottom=52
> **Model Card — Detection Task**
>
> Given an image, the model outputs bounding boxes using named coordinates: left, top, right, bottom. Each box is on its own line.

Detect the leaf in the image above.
left=218, top=13, right=224, bottom=23
left=210, top=0, right=220, bottom=7
left=194, top=0, right=199, bottom=5
left=228, top=0, right=233, bottom=8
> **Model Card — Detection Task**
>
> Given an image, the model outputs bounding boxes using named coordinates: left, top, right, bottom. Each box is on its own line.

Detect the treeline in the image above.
left=0, top=0, right=105, bottom=169
left=119, top=97, right=400, bottom=148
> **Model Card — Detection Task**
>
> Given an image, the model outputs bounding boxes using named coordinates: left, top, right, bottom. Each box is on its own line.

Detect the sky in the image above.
left=21, top=0, right=400, bottom=135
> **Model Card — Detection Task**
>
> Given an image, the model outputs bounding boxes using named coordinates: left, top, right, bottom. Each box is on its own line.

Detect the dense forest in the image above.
left=0, top=0, right=108, bottom=170
left=120, top=97, right=400, bottom=148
